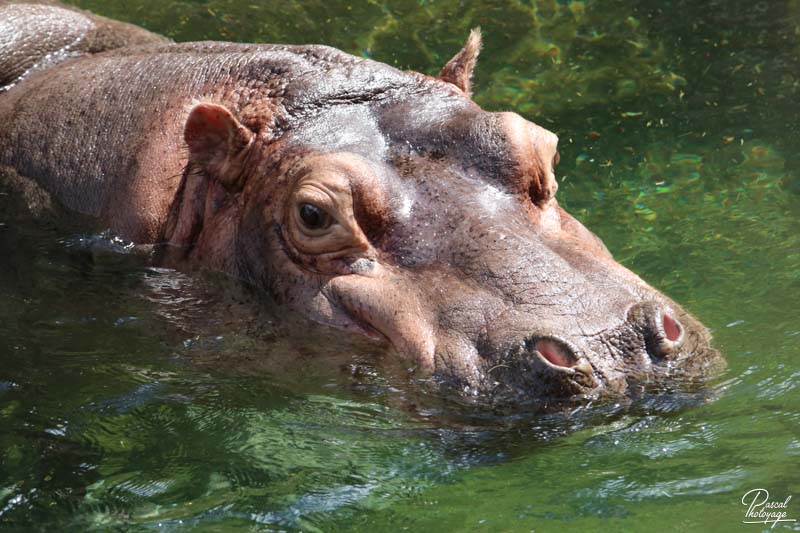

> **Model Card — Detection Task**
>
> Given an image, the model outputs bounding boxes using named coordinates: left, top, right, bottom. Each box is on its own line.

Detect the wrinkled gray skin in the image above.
left=0, top=0, right=169, bottom=90
left=0, top=3, right=724, bottom=406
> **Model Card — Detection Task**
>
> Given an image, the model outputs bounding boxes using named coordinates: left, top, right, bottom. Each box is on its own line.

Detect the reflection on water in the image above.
left=1, top=0, right=798, bottom=530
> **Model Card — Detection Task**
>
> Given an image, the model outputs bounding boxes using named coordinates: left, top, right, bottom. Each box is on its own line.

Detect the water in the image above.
left=1, top=0, right=798, bottom=530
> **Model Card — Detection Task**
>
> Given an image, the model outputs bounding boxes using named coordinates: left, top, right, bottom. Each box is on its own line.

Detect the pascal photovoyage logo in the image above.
left=741, top=488, right=797, bottom=528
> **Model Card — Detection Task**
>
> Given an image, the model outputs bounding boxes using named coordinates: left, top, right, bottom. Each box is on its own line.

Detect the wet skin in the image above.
left=0, top=4, right=724, bottom=406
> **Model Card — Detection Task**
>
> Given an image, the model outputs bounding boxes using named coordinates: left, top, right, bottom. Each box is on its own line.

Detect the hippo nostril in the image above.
left=628, top=301, right=684, bottom=359
left=534, top=339, right=576, bottom=368
left=524, top=337, right=597, bottom=389
left=663, top=312, right=682, bottom=342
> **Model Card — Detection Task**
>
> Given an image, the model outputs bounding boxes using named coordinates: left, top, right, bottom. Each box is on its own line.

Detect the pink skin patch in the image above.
left=663, top=312, right=681, bottom=342
left=535, top=339, right=576, bottom=368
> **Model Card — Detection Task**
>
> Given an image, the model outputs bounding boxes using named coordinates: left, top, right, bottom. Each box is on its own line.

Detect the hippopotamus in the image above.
left=0, top=2, right=723, bottom=406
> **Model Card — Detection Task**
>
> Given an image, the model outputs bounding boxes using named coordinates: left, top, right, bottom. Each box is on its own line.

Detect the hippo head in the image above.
left=178, top=32, right=724, bottom=406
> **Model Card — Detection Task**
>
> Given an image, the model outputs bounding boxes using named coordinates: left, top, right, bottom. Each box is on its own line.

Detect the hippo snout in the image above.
left=463, top=295, right=721, bottom=406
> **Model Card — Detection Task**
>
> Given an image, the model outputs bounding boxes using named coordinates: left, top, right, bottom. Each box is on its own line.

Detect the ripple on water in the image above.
left=754, top=370, right=800, bottom=401
left=573, top=466, right=747, bottom=503
left=88, top=382, right=169, bottom=414
left=0, top=491, right=30, bottom=519
left=582, top=415, right=721, bottom=459
left=250, top=481, right=379, bottom=527
left=620, top=467, right=748, bottom=500
left=111, top=477, right=175, bottom=499
left=786, top=440, right=800, bottom=456
left=68, top=387, right=456, bottom=529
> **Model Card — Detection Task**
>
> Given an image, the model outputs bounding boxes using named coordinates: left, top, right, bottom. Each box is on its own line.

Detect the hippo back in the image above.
left=0, top=0, right=169, bottom=91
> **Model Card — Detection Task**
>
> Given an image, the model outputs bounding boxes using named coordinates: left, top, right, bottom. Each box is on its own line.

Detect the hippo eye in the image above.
left=298, top=203, right=333, bottom=231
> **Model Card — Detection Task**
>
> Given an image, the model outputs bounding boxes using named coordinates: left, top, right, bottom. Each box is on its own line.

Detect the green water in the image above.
left=1, top=0, right=799, bottom=530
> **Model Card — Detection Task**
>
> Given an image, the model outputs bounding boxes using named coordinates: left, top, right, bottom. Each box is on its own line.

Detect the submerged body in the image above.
left=0, top=2, right=723, bottom=405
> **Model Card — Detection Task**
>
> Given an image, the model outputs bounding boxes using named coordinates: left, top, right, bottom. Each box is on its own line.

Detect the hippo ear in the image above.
left=184, top=102, right=254, bottom=191
left=438, top=28, right=482, bottom=97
